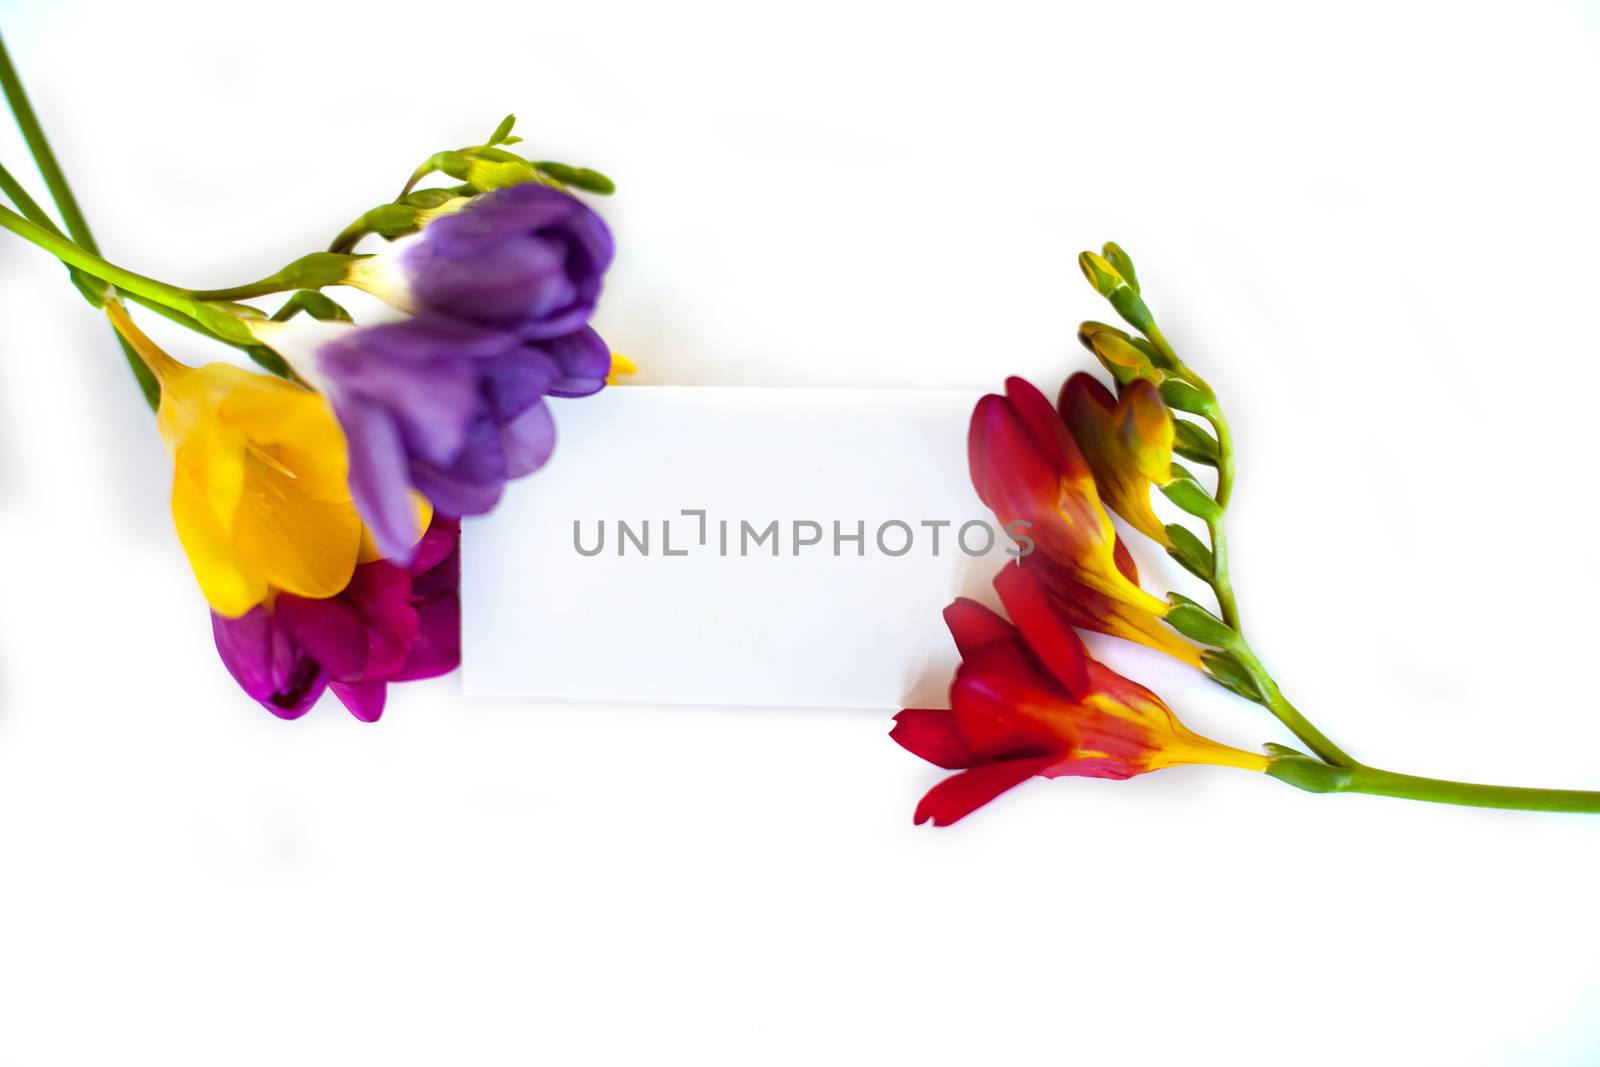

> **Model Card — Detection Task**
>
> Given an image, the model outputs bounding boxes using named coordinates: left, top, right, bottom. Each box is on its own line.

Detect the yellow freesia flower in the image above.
left=108, top=302, right=361, bottom=617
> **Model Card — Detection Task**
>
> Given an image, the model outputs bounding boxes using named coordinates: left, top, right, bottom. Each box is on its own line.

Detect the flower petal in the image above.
left=912, top=756, right=1056, bottom=826
left=890, top=709, right=974, bottom=770
left=330, top=680, right=387, bottom=723
left=337, top=397, right=423, bottom=564
left=941, top=598, right=1015, bottom=658
left=993, top=563, right=1089, bottom=700
left=210, top=608, right=326, bottom=718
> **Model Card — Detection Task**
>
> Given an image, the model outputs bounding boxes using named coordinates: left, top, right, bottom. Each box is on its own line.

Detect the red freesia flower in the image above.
left=891, top=564, right=1267, bottom=826
left=968, top=375, right=1199, bottom=666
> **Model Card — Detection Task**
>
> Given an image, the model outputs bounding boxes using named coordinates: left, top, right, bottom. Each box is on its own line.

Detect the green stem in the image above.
left=1344, top=766, right=1600, bottom=813
left=188, top=252, right=359, bottom=302
left=1158, top=348, right=1353, bottom=766
left=0, top=32, right=97, bottom=253
left=1271, top=757, right=1600, bottom=813
left=0, top=36, right=160, bottom=407
left=0, top=202, right=198, bottom=317
left=1230, top=639, right=1354, bottom=767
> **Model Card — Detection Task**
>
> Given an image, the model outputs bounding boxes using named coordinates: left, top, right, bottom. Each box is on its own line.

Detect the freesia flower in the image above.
left=107, top=302, right=361, bottom=617
left=1057, top=372, right=1175, bottom=546
left=968, top=375, right=1199, bottom=666
left=343, top=182, right=613, bottom=339
left=253, top=315, right=610, bottom=562
left=892, top=563, right=1268, bottom=825
left=210, top=516, right=462, bottom=721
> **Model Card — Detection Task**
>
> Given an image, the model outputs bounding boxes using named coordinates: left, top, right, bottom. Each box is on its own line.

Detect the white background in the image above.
left=2, top=0, right=1599, bottom=1063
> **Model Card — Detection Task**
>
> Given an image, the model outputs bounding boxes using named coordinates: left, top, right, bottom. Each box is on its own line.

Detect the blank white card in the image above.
left=461, top=386, right=1016, bottom=709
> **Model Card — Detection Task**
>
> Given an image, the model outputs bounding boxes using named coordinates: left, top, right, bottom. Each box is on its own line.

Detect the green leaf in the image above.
left=1160, top=462, right=1221, bottom=521
left=1164, top=523, right=1214, bottom=580
left=534, top=161, right=616, bottom=194
left=1172, top=419, right=1220, bottom=466
left=1201, top=649, right=1266, bottom=704
left=1166, top=594, right=1237, bottom=648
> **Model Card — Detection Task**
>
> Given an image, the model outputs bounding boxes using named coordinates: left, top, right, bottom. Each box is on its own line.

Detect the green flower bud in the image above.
left=1158, top=378, right=1213, bottom=415
left=534, top=161, right=616, bottom=195
left=1165, top=593, right=1237, bottom=648
left=1079, top=321, right=1161, bottom=386
left=1172, top=418, right=1220, bottom=466
left=1078, top=251, right=1123, bottom=296
left=1159, top=462, right=1221, bottom=521
left=486, top=113, right=518, bottom=146
left=1201, top=649, right=1266, bottom=704
left=1101, top=241, right=1139, bottom=293
left=1164, top=523, right=1214, bottom=581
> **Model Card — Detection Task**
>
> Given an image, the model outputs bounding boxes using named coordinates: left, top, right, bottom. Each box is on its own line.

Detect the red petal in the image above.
left=1057, top=371, right=1117, bottom=421
left=1005, top=376, right=1087, bottom=480
left=993, top=563, right=1089, bottom=699
left=890, top=709, right=974, bottom=770
left=913, top=756, right=1055, bottom=826
left=968, top=393, right=1059, bottom=518
left=950, top=642, right=1069, bottom=759
left=1111, top=535, right=1140, bottom=584
left=942, top=598, right=1014, bottom=658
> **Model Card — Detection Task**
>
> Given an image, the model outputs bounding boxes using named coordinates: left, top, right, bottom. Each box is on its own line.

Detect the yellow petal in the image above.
left=171, top=444, right=266, bottom=617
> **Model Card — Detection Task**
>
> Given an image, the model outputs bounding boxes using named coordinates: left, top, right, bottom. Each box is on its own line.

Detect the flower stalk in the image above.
left=1066, top=242, right=1600, bottom=815
left=0, top=32, right=160, bottom=407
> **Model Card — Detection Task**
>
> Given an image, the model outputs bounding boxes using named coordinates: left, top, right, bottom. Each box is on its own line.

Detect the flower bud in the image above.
left=1163, top=522, right=1214, bottom=580
left=1101, top=241, right=1139, bottom=292
left=1171, top=419, right=1220, bottom=466
left=1164, top=593, right=1237, bottom=647
left=1158, top=461, right=1222, bottom=521
left=1079, top=321, right=1159, bottom=387
left=1201, top=649, right=1266, bottom=703
left=1079, top=246, right=1158, bottom=335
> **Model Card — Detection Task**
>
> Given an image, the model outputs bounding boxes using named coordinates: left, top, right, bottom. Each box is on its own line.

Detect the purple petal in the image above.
left=409, top=415, right=507, bottom=516
left=330, top=681, right=387, bottom=723
left=483, top=348, right=559, bottom=423
left=275, top=590, right=373, bottom=682
left=541, top=328, right=611, bottom=398
left=339, top=562, right=421, bottom=681
left=211, top=608, right=326, bottom=719
left=393, top=593, right=461, bottom=681
left=409, top=516, right=461, bottom=581
left=335, top=397, right=421, bottom=565
left=501, top=401, right=556, bottom=478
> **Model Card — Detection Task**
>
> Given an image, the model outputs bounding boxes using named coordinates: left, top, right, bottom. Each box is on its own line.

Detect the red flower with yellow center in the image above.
left=968, top=375, right=1198, bottom=666
left=891, top=564, right=1268, bottom=826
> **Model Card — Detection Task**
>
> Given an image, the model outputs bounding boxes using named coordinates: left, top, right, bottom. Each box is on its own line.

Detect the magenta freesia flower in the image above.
left=210, top=516, right=462, bottom=721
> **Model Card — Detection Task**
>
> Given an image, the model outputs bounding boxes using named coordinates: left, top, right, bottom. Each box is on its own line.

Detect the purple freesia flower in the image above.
left=302, top=315, right=609, bottom=561
left=211, top=516, right=462, bottom=722
left=354, top=183, right=614, bottom=339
